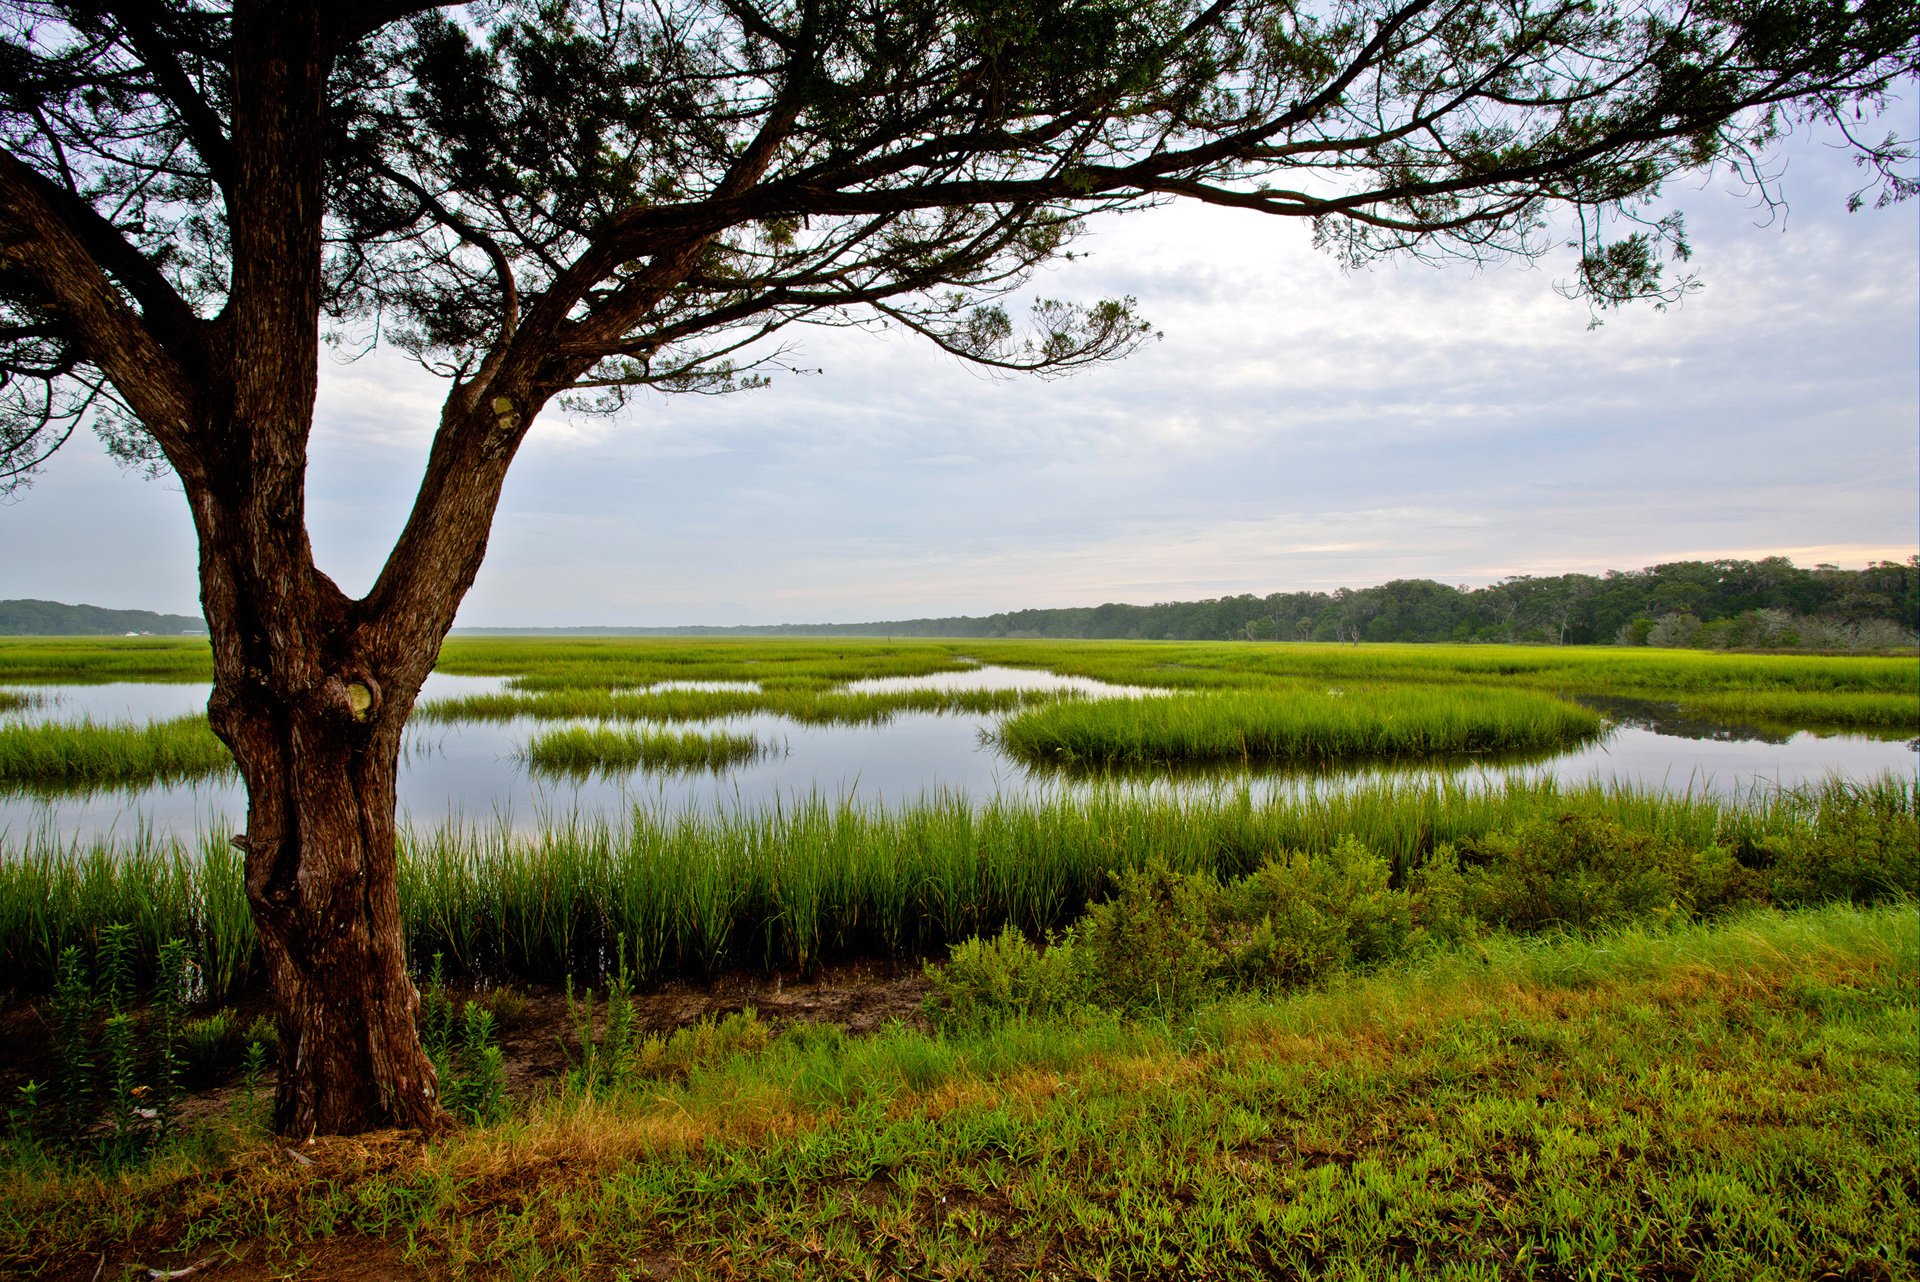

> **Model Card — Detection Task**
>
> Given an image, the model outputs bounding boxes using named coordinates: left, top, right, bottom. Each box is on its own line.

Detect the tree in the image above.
left=2, top=0, right=1914, bottom=1135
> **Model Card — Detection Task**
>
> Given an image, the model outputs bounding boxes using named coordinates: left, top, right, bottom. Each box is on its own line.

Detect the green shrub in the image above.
left=1217, top=836, right=1411, bottom=989
left=1408, top=845, right=1476, bottom=948
left=1078, top=862, right=1219, bottom=1016
left=634, top=1009, right=775, bottom=1081
left=924, top=926, right=1088, bottom=1030
left=180, top=1011, right=238, bottom=1076
left=1456, top=813, right=1754, bottom=932
left=1759, top=782, right=1920, bottom=906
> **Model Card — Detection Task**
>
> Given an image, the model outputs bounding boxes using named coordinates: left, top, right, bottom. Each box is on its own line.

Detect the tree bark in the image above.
left=204, top=578, right=445, bottom=1135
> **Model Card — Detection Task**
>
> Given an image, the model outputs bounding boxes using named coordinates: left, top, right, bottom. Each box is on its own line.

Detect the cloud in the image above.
left=4, top=121, right=1914, bottom=626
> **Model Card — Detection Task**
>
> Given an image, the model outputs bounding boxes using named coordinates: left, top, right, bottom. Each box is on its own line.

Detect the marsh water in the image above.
left=2, top=666, right=1913, bottom=845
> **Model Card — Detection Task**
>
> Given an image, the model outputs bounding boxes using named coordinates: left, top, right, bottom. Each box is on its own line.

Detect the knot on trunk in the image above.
left=323, top=671, right=381, bottom=723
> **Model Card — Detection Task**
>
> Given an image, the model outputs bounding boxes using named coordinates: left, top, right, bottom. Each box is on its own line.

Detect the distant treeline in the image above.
left=862, top=557, right=1920, bottom=648
left=0, top=599, right=205, bottom=637
left=20, top=557, right=1917, bottom=649
left=475, top=557, right=1915, bottom=649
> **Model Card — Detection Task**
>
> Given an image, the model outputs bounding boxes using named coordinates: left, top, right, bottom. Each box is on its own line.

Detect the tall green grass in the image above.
left=523, top=726, right=778, bottom=776
left=419, top=685, right=1065, bottom=725
left=0, top=831, right=255, bottom=1002
left=1670, top=687, right=1920, bottom=730
left=0, top=716, right=233, bottom=793
left=0, top=637, right=212, bottom=684
left=997, top=685, right=1603, bottom=766
left=4, top=775, right=1906, bottom=993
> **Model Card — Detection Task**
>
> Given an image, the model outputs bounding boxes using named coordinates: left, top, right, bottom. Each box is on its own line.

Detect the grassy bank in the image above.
left=996, top=685, right=1602, bottom=766
left=3, top=902, right=1912, bottom=1279
left=3, top=774, right=1910, bottom=995
left=0, top=716, right=233, bottom=794
left=523, top=726, right=780, bottom=776
left=419, top=684, right=1065, bottom=726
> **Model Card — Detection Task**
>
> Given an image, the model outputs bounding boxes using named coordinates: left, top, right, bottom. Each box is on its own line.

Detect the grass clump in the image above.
left=996, top=684, right=1603, bottom=767
left=522, top=725, right=777, bottom=776
left=0, top=715, right=232, bottom=793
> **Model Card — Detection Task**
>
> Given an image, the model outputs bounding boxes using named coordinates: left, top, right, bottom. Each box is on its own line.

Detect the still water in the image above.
left=3, top=666, right=1913, bottom=845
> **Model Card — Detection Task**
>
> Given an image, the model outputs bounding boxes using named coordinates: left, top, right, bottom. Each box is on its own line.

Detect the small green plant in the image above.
left=442, top=1002, right=509, bottom=1124
left=1218, top=836, right=1412, bottom=989
left=7, top=1080, right=44, bottom=1155
left=632, top=1009, right=774, bottom=1081
left=101, top=1011, right=141, bottom=1157
left=49, top=945, right=93, bottom=1138
left=566, top=941, right=639, bottom=1096
left=1456, top=813, right=1752, bottom=932
left=180, top=1010, right=238, bottom=1077
left=1758, top=779, right=1920, bottom=907
left=237, top=1037, right=271, bottom=1132
left=924, top=926, right=1088, bottom=1030
left=151, top=939, right=189, bottom=1139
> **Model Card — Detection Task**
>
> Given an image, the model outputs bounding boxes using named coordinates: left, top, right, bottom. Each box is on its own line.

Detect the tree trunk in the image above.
left=212, top=671, right=443, bottom=1134
left=196, top=498, right=447, bottom=1128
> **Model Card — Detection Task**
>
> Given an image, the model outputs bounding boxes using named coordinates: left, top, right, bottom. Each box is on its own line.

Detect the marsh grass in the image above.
left=0, top=638, right=212, bottom=684
left=523, top=725, right=779, bottom=776
left=1671, top=687, right=1920, bottom=729
left=996, top=684, right=1603, bottom=766
left=0, top=716, right=233, bottom=793
left=4, top=774, right=1906, bottom=993
left=3, top=902, right=1911, bottom=1280
left=419, top=684, right=1066, bottom=725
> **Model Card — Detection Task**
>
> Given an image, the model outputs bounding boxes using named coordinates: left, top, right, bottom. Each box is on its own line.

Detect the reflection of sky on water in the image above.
left=2, top=666, right=1913, bottom=846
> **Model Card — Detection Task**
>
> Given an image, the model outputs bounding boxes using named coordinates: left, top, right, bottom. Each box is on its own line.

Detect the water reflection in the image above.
left=1, top=667, right=1913, bottom=846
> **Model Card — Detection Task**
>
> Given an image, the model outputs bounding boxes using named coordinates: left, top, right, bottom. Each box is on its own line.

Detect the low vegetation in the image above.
left=522, top=725, right=779, bottom=776
left=0, top=715, right=233, bottom=793
left=419, top=682, right=1067, bottom=726
left=995, top=684, right=1602, bottom=766
left=0, top=637, right=212, bottom=684
left=3, top=774, right=1909, bottom=997
left=1, top=901, right=1910, bottom=1279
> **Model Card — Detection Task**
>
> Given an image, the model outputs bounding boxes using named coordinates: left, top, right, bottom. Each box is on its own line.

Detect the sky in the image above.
left=4, top=119, right=1916, bottom=628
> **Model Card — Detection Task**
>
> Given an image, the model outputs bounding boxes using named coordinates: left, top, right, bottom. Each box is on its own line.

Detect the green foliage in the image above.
left=5, top=904, right=1916, bottom=1278
left=1218, top=837, right=1411, bottom=988
left=6, top=775, right=1912, bottom=996
left=49, top=946, right=92, bottom=1137
left=442, top=1003, right=509, bottom=1125
left=566, top=946, right=640, bottom=1098
left=150, top=939, right=188, bottom=1139
left=924, top=926, right=1088, bottom=1030
left=632, top=1010, right=775, bottom=1083
left=997, top=685, right=1603, bottom=766
left=179, top=1011, right=238, bottom=1077
left=1455, top=813, right=1754, bottom=932
left=1077, top=861, right=1220, bottom=1016
left=523, top=725, right=777, bottom=776
left=26, top=931, right=199, bottom=1164
left=1757, top=778, right=1920, bottom=907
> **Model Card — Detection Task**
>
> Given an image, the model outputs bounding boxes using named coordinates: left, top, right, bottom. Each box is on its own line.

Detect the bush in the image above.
left=1217, top=837, right=1411, bottom=988
left=1455, top=813, right=1753, bottom=932
left=633, top=1009, right=775, bottom=1081
left=1078, top=862, right=1220, bottom=1016
left=924, top=926, right=1088, bottom=1031
left=1760, top=783, right=1919, bottom=907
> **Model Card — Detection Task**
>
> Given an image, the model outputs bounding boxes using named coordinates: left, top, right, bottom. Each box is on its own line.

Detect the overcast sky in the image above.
left=5, top=118, right=1916, bottom=628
